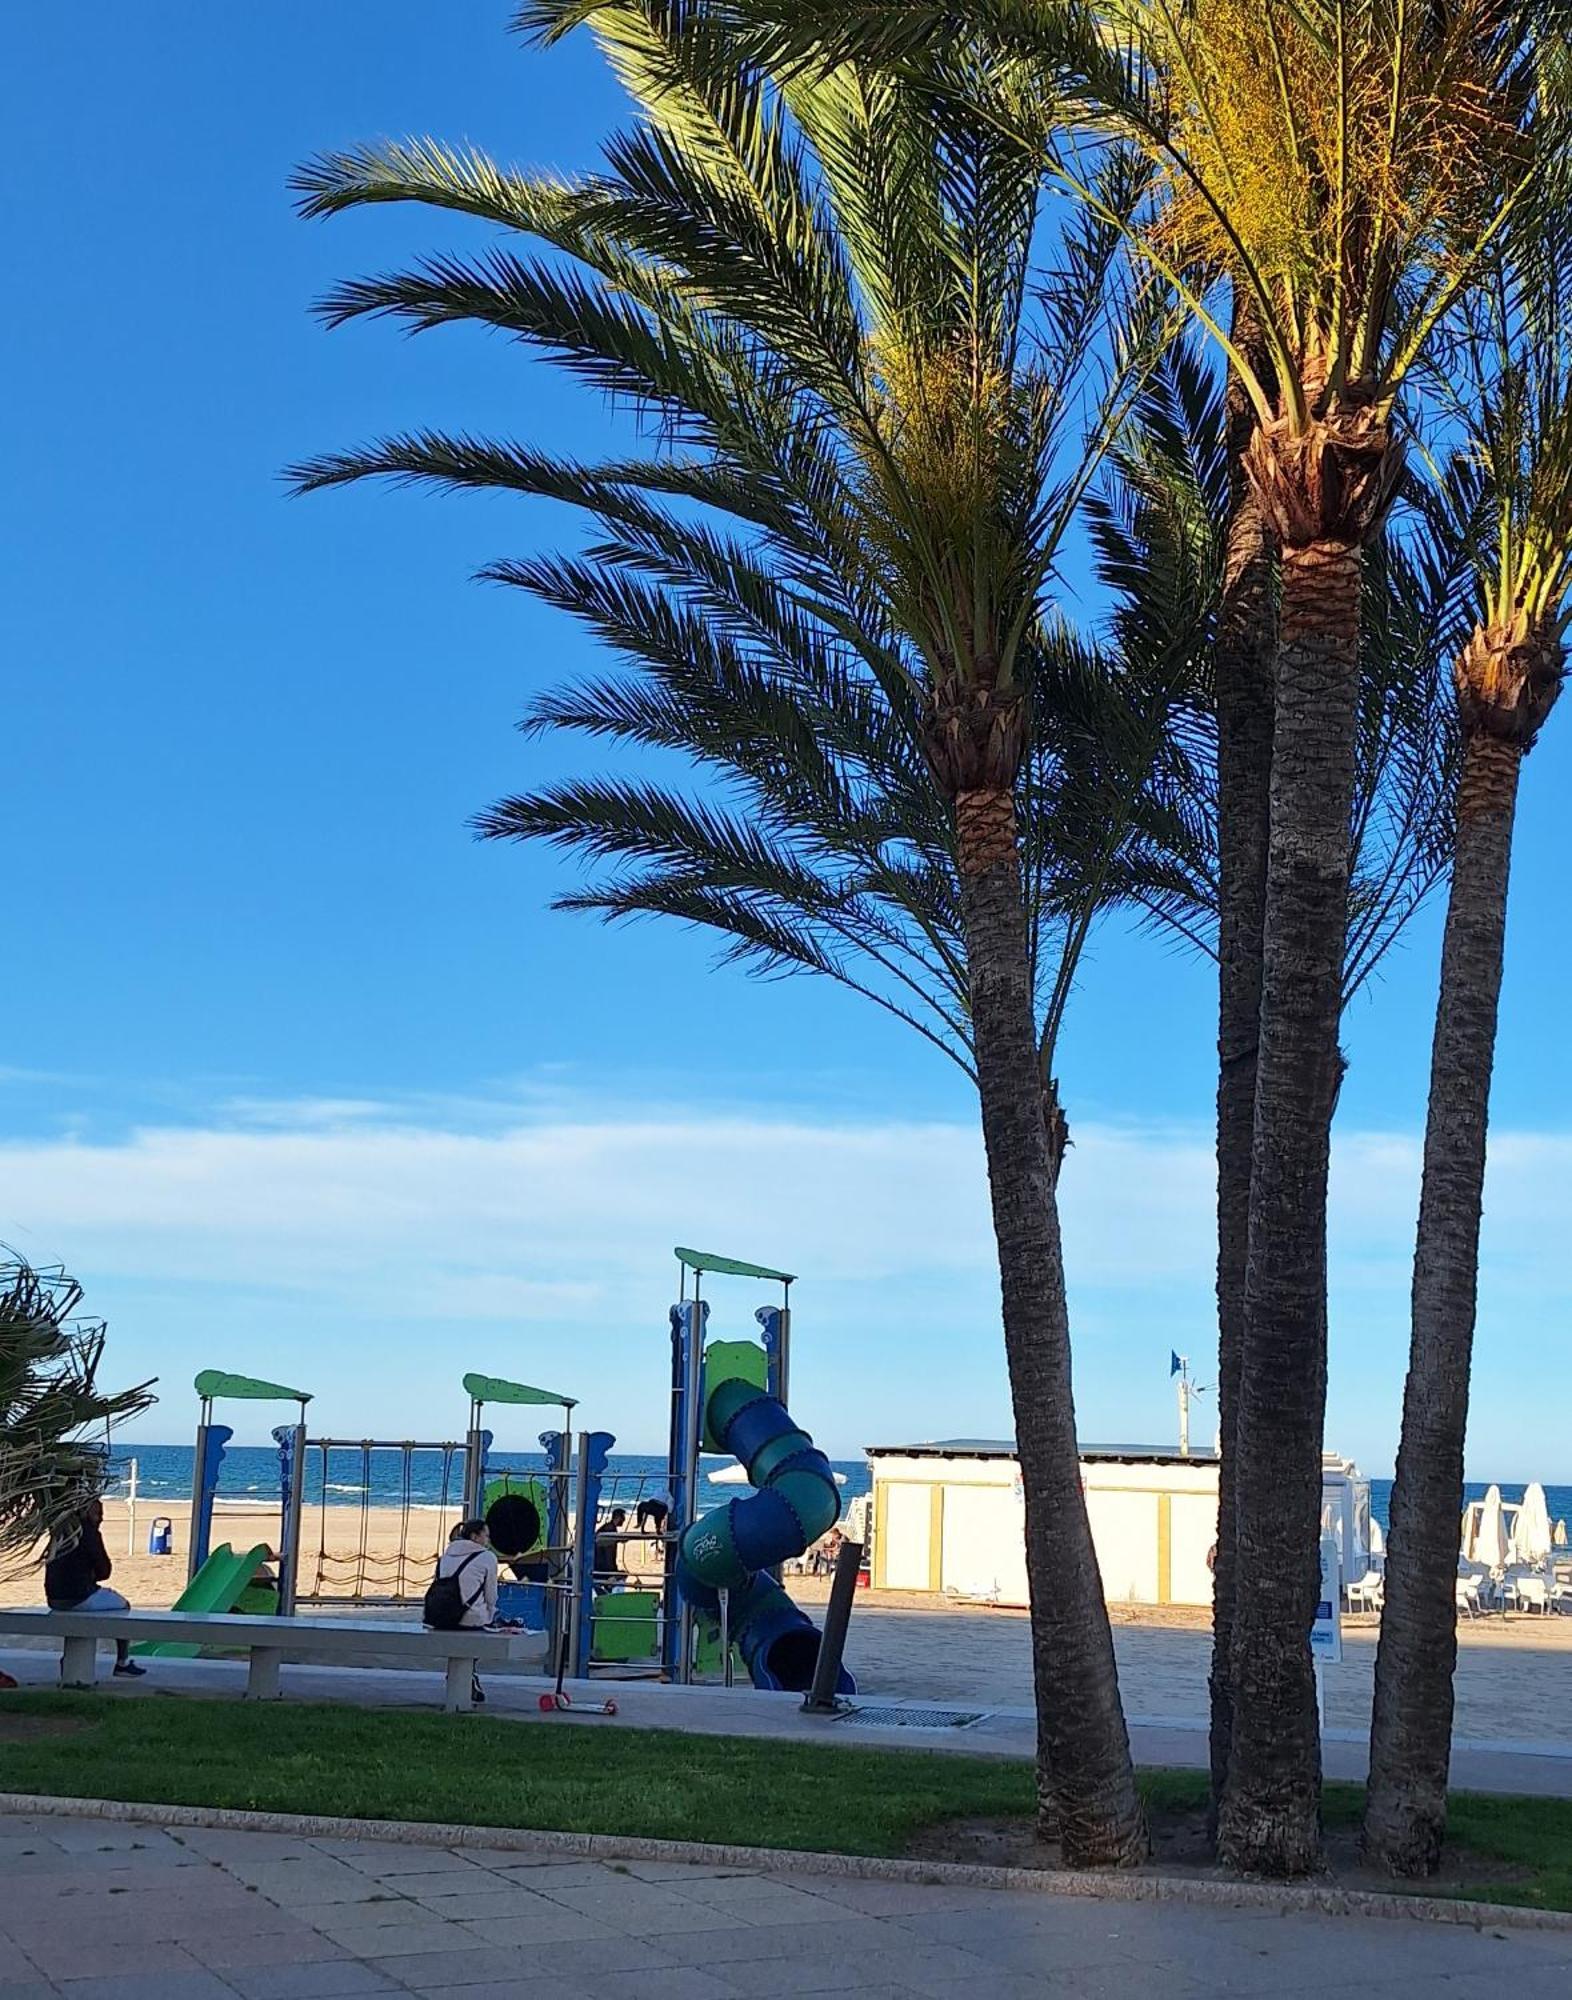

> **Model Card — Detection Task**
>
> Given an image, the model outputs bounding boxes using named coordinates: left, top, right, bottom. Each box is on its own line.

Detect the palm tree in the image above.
left=1364, top=231, right=1570, bottom=1877
left=1099, top=314, right=1459, bottom=1833
left=1205, top=291, right=1276, bottom=1825
left=289, top=1, right=1164, bottom=1863
left=0, top=1254, right=156, bottom=1578
left=1049, top=0, right=1547, bottom=1874
left=593, top=0, right=1548, bottom=1873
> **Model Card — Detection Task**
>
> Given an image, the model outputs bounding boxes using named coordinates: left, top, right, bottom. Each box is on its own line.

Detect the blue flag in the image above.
left=1170, top=1351, right=1183, bottom=1377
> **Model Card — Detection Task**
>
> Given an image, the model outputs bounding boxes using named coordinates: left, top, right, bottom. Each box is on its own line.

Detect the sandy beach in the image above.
left=8, top=1498, right=1572, bottom=1755
left=0, top=1499, right=676, bottom=1612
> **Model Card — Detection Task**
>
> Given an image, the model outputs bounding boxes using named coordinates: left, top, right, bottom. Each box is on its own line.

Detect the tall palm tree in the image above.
left=1046, top=0, right=1548, bottom=1874
left=605, top=0, right=1550, bottom=1873
left=0, top=1254, right=155, bottom=1578
left=289, top=0, right=1162, bottom=1863
left=1364, top=233, right=1570, bottom=1877
left=1206, top=294, right=1276, bottom=1825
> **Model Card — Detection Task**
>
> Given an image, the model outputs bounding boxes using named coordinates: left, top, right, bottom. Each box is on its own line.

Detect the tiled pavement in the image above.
left=0, top=1811, right=1570, bottom=1998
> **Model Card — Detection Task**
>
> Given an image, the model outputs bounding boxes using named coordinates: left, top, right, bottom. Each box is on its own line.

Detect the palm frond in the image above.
left=0, top=1256, right=157, bottom=1579
left=296, top=0, right=1239, bottom=1097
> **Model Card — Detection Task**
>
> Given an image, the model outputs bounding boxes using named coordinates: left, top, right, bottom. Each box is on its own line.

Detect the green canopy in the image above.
left=674, top=1247, right=796, bottom=1283
left=463, top=1372, right=576, bottom=1409
left=194, top=1369, right=312, bottom=1404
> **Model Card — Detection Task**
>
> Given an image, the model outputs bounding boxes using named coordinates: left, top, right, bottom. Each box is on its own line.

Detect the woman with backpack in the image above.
left=425, top=1519, right=498, bottom=1705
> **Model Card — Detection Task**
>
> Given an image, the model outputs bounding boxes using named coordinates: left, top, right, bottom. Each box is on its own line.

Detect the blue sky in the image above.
left=5, top=4, right=1571, bottom=1476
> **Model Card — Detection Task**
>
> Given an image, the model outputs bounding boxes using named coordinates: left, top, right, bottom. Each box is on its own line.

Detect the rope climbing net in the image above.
left=297, top=1438, right=466, bottom=1606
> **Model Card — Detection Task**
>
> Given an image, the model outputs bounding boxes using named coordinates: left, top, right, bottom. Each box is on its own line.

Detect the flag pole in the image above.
left=1172, top=1352, right=1191, bottom=1457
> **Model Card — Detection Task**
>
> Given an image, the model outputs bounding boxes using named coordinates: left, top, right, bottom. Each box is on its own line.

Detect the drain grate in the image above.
left=838, top=1704, right=983, bottom=1730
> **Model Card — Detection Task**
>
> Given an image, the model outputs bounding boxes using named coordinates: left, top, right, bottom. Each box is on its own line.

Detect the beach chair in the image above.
left=1346, top=1569, right=1384, bottom=1615
left=1454, top=1576, right=1482, bottom=1619
left=1514, top=1575, right=1551, bottom=1616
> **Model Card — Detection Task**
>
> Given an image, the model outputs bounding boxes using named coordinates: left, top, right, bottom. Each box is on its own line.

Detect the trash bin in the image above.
left=148, top=1517, right=173, bottom=1557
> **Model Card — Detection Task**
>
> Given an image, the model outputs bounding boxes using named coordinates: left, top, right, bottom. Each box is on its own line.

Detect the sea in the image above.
left=99, top=1444, right=1568, bottom=1535
left=103, top=1443, right=874, bottom=1515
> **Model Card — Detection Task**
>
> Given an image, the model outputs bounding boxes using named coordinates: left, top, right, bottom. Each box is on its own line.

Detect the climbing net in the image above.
left=296, top=1438, right=468, bottom=1606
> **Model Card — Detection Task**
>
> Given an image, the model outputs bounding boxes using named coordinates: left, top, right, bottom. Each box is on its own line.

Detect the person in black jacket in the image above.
left=44, top=1497, right=144, bottom=1678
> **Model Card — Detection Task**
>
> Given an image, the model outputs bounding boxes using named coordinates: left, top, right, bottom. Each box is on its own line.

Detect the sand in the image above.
left=11, top=1494, right=1572, bottom=1737
left=0, top=1499, right=677, bottom=1611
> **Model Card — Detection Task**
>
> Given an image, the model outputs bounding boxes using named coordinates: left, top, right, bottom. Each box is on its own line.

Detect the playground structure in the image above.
left=136, top=1371, right=311, bottom=1658
left=164, top=1247, right=854, bottom=1694
left=188, top=1369, right=310, bottom=1607
left=662, top=1248, right=854, bottom=1693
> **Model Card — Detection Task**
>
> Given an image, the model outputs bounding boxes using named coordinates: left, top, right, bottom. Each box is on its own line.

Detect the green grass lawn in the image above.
left=2, top=1691, right=1570, bottom=1910
left=0, top=1691, right=1032, bottom=1857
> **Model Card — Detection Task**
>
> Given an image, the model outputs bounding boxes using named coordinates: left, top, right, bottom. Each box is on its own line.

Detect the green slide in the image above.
left=133, top=1543, right=271, bottom=1657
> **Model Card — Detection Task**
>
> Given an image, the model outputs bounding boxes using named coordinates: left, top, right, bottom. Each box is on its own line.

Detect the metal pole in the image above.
left=545, top=1426, right=572, bottom=1672
left=777, top=1280, right=791, bottom=1412
left=568, top=1430, right=591, bottom=1683
left=278, top=1422, right=307, bottom=1617
left=463, top=1398, right=485, bottom=1521
left=662, top=1302, right=686, bottom=1681
left=126, top=1457, right=138, bottom=1557
left=189, top=1423, right=216, bottom=1582
left=719, top=1587, right=732, bottom=1688
left=802, top=1537, right=862, bottom=1713
left=678, top=1286, right=706, bottom=1684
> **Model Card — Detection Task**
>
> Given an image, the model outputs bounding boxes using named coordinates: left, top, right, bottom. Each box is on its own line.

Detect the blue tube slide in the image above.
left=676, top=1372, right=855, bottom=1694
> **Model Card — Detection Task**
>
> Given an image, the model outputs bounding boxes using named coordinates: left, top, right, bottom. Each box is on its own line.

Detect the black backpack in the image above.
left=423, top=1548, right=484, bottom=1631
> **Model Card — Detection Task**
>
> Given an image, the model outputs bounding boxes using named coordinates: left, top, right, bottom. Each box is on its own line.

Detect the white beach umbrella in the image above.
left=705, top=1463, right=846, bottom=1486
left=1556, top=1519, right=1568, bottom=1549
left=1516, top=1482, right=1554, bottom=1565
left=1478, top=1484, right=1509, bottom=1572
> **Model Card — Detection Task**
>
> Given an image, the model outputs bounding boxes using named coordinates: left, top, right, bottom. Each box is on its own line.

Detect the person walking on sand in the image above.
left=45, top=1496, right=145, bottom=1678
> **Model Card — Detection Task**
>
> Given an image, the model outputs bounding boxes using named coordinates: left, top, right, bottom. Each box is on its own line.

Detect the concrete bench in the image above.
left=0, top=1608, right=545, bottom=1712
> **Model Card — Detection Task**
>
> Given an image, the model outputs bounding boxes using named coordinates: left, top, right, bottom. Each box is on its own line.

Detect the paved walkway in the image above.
left=0, top=1807, right=1569, bottom=1999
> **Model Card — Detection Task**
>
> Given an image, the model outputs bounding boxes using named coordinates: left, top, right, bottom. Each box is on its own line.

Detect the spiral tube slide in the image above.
left=675, top=1372, right=855, bottom=1694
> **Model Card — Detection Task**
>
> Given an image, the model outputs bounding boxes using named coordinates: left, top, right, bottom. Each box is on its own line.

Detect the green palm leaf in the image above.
left=1, top=1257, right=156, bottom=1579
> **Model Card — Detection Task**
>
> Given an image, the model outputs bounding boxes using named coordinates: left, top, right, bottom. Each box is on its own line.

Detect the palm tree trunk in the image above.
left=1208, top=359, right=1276, bottom=1826
left=954, top=782, right=1148, bottom=1869
left=1362, top=727, right=1522, bottom=1875
left=1217, top=533, right=1362, bottom=1877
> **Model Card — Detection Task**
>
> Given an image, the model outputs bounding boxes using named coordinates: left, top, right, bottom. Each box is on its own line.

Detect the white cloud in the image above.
left=3, top=1095, right=1568, bottom=1474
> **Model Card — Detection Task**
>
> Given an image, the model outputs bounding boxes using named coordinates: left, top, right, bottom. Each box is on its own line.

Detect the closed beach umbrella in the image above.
left=1557, top=1519, right=1568, bottom=1549
left=1516, top=1482, right=1553, bottom=1565
left=706, top=1462, right=846, bottom=1486
left=1478, top=1484, right=1509, bottom=1572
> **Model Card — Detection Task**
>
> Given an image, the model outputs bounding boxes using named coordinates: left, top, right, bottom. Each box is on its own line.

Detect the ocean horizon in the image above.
left=102, top=1443, right=1570, bottom=1538
left=104, top=1442, right=875, bottom=1515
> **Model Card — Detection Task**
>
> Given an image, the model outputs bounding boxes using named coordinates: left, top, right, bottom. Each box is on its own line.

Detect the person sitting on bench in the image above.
left=434, top=1519, right=499, bottom=1704
left=45, top=1497, right=145, bottom=1678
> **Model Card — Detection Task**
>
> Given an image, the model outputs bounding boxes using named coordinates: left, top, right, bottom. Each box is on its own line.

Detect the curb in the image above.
left=1, top=1792, right=1568, bottom=1933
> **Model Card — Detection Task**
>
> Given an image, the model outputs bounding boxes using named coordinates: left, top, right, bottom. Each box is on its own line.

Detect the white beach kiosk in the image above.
left=866, top=1439, right=1373, bottom=1609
